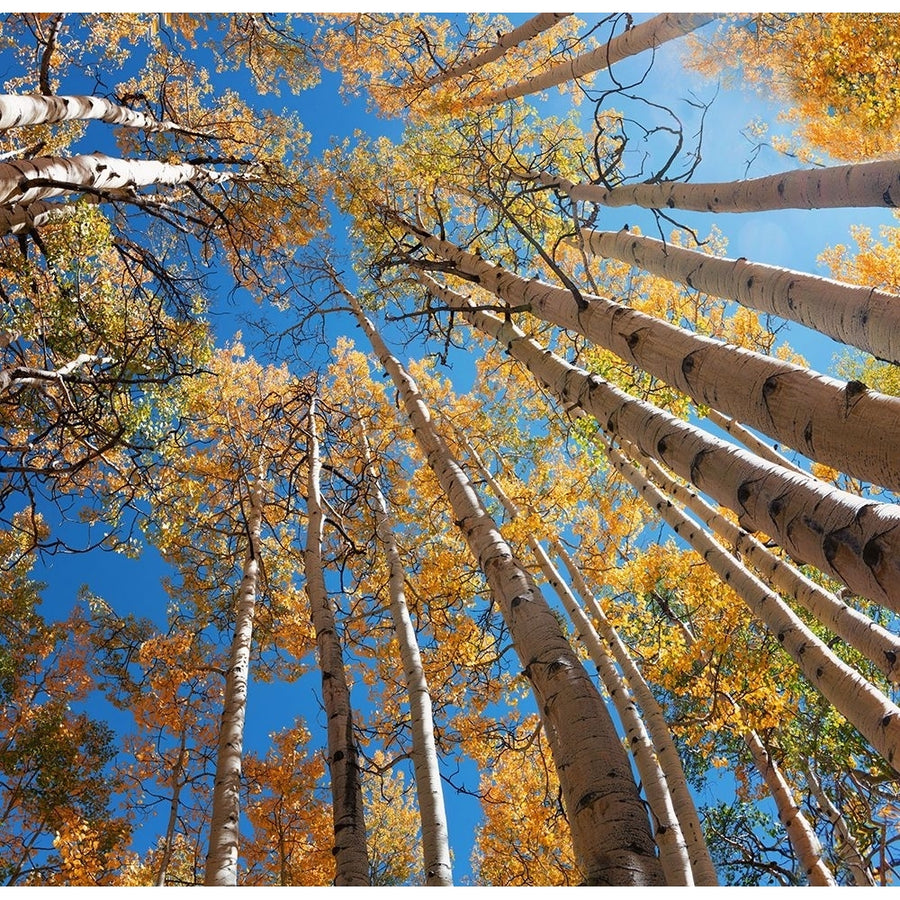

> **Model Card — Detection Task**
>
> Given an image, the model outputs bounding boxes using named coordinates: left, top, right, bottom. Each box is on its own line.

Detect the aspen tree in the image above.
left=341, top=281, right=664, bottom=886
left=356, top=418, right=453, bottom=886
left=304, top=398, right=371, bottom=886
left=476, top=13, right=718, bottom=106
left=580, top=227, right=900, bottom=366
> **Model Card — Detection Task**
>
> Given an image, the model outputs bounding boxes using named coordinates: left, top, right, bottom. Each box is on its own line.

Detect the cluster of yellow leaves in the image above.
left=690, top=14, right=900, bottom=161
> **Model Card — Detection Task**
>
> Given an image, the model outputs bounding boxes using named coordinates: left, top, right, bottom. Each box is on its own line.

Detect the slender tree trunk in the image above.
left=552, top=542, right=719, bottom=886
left=405, top=224, right=900, bottom=491
left=804, top=764, right=876, bottom=886
left=305, top=399, right=370, bottom=886
left=204, top=476, right=263, bottom=886
left=157, top=726, right=188, bottom=886
left=742, top=728, right=836, bottom=885
left=626, top=441, right=900, bottom=682
left=342, top=283, right=664, bottom=885
left=580, top=227, right=900, bottom=366
left=423, top=14, right=572, bottom=88
left=0, top=93, right=205, bottom=134
left=417, top=271, right=900, bottom=610
left=536, top=158, right=900, bottom=211
left=477, top=13, right=717, bottom=105
left=0, top=152, right=239, bottom=208
left=357, top=421, right=453, bottom=886
left=705, top=409, right=807, bottom=478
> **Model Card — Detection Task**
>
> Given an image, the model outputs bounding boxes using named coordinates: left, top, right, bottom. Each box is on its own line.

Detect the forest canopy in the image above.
left=1, top=11, right=900, bottom=888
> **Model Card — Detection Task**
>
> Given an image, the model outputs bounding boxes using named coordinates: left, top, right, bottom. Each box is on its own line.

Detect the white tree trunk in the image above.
left=742, top=730, right=836, bottom=886
left=306, top=400, right=370, bottom=886
left=407, top=225, right=900, bottom=492
left=0, top=93, right=197, bottom=133
left=357, top=422, right=453, bottom=886
left=417, top=271, right=900, bottom=610
left=342, top=284, right=664, bottom=885
left=204, top=477, right=263, bottom=886
left=423, top=14, right=572, bottom=88
left=478, top=13, right=717, bottom=105
left=538, top=158, right=900, bottom=211
left=581, top=227, right=900, bottom=366
left=0, top=152, right=238, bottom=209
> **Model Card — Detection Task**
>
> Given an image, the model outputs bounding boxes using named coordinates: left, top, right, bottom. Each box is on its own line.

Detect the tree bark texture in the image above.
left=539, top=158, right=900, bottom=212
left=581, top=227, right=900, bottom=366
left=344, top=286, right=665, bottom=886
left=409, top=226, right=900, bottom=492
left=306, top=400, right=371, bottom=886
left=417, top=273, right=900, bottom=611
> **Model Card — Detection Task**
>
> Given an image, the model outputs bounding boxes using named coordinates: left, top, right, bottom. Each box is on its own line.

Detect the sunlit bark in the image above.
left=417, top=271, right=900, bottom=610
left=407, top=225, right=900, bottom=491
left=581, top=227, right=900, bottom=365
left=357, top=421, right=452, bottom=886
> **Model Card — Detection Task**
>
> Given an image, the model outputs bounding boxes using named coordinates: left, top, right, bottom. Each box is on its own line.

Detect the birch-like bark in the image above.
left=804, top=764, right=876, bottom=886
left=602, top=441, right=900, bottom=778
left=204, top=477, right=263, bottom=886
left=627, top=443, right=900, bottom=682
left=742, top=726, right=837, bottom=884
left=343, top=285, right=664, bottom=885
left=406, top=225, right=900, bottom=491
left=417, top=272, right=900, bottom=610
left=0, top=152, right=239, bottom=209
left=306, top=400, right=370, bottom=886
left=581, top=227, right=900, bottom=366
left=357, top=421, right=452, bottom=886
left=705, top=409, right=808, bottom=478
left=0, top=93, right=204, bottom=134
left=423, top=14, right=572, bottom=88
left=0, top=198, right=75, bottom=235
left=476, top=13, right=717, bottom=105
left=553, top=542, right=719, bottom=886
left=536, top=158, right=900, bottom=212
left=456, top=436, right=692, bottom=885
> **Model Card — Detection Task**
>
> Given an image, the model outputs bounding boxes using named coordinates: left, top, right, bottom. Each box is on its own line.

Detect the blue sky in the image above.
left=14, top=12, right=900, bottom=886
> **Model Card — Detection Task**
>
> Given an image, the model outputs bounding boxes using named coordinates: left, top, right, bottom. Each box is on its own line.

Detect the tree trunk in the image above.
left=305, top=399, right=370, bottom=886
left=0, top=93, right=200, bottom=134
left=423, top=14, right=572, bottom=88
left=406, top=224, right=900, bottom=492
left=357, top=420, right=453, bottom=886
left=204, top=476, right=263, bottom=886
left=342, top=283, right=664, bottom=886
left=0, top=152, right=238, bottom=209
left=455, top=433, right=692, bottom=885
left=804, top=763, right=876, bottom=886
left=157, top=726, right=188, bottom=886
left=705, top=409, right=807, bottom=478
left=602, top=440, right=900, bottom=778
left=537, top=158, right=900, bottom=212
left=417, top=271, right=900, bottom=610
left=553, top=542, right=719, bottom=886
left=627, top=442, right=900, bottom=682
left=477, top=13, right=717, bottom=105
left=580, top=227, right=900, bottom=365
